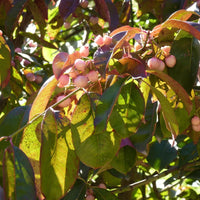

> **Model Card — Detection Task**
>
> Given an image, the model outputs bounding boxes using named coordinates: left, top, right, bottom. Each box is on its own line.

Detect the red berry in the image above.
left=191, top=116, right=200, bottom=126
left=94, top=35, right=104, bottom=46
left=69, top=67, right=79, bottom=79
left=56, top=95, right=72, bottom=108
left=80, top=45, right=89, bottom=57
left=64, top=22, right=71, bottom=29
left=147, top=57, right=165, bottom=71
left=57, top=74, right=70, bottom=88
left=165, top=55, right=176, bottom=68
left=26, top=73, right=36, bottom=82
left=86, top=194, right=95, bottom=200
left=74, top=59, right=87, bottom=71
left=74, top=75, right=88, bottom=88
left=0, top=30, right=3, bottom=36
left=103, top=35, right=112, bottom=46
left=89, top=16, right=98, bottom=25
left=80, top=0, right=88, bottom=8
left=161, top=45, right=171, bottom=57
left=192, top=124, right=200, bottom=132
left=98, top=183, right=106, bottom=189
left=87, top=70, right=99, bottom=82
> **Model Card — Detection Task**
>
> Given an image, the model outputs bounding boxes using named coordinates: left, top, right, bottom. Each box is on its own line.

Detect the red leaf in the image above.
left=59, top=0, right=79, bottom=20
left=94, top=0, right=110, bottom=22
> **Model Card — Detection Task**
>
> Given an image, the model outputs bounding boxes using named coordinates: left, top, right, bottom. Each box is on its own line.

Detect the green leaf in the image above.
left=94, top=77, right=126, bottom=132
left=146, top=81, right=179, bottom=138
left=61, top=179, right=86, bottom=200
left=0, top=106, right=31, bottom=146
left=147, top=140, right=177, bottom=171
left=40, top=108, right=79, bottom=200
left=168, top=37, right=200, bottom=94
left=3, top=146, right=37, bottom=200
left=0, top=35, right=11, bottom=88
left=111, top=146, right=136, bottom=174
left=109, top=81, right=145, bottom=138
left=71, top=94, right=94, bottom=149
left=29, top=75, right=58, bottom=120
left=76, top=132, right=121, bottom=168
left=93, top=188, right=119, bottom=200
left=19, top=115, right=43, bottom=196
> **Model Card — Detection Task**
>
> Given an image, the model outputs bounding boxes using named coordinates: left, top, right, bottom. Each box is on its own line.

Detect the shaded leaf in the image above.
left=0, top=106, right=31, bottom=146
left=5, top=0, right=28, bottom=36
left=147, top=140, right=177, bottom=171
left=29, top=75, right=58, bottom=120
left=59, top=0, right=79, bottom=20
left=94, top=0, right=110, bottom=22
left=0, top=35, right=11, bottom=88
left=93, top=188, right=119, bottom=200
left=94, top=78, right=126, bottom=132
left=109, top=81, right=145, bottom=138
left=76, top=132, right=121, bottom=168
left=111, top=145, right=136, bottom=174
left=40, top=108, right=79, bottom=200
left=147, top=70, right=193, bottom=114
left=3, top=146, right=37, bottom=200
left=71, top=94, right=94, bottom=149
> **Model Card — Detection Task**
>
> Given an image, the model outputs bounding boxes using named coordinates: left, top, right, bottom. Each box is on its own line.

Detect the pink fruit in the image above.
left=161, top=45, right=171, bottom=56
left=89, top=16, right=98, bottom=24
left=69, top=67, right=79, bottom=78
left=80, top=45, right=89, bottom=57
left=57, top=74, right=70, bottom=88
left=191, top=116, right=200, bottom=126
left=0, top=30, right=3, bottom=36
left=80, top=0, right=89, bottom=8
left=74, top=59, right=87, bottom=71
left=64, top=22, right=71, bottom=29
left=94, top=35, right=104, bottom=46
left=74, top=75, right=88, bottom=88
left=103, top=35, right=112, bottom=46
left=98, top=183, right=106, bottom=189
left=56, top=95, right=72, bottom=108
left=87, top=70, right=99, bottom=82
left=192, top=124, right=200, bottom=132
left=35, top=75, right=43, bottom=84
left=15, top=48, right=22, bottom=53
left=147, top=57, right=165, bottom=71
left=26, top=73, right=36, bottom=82
left=86, top=194, right=95, bottom=200
left=165, top=55, right=176, bottom=68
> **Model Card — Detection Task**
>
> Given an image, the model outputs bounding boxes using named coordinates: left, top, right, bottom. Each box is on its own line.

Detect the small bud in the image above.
left=80, top=45, right=89, bottom=57
left=86, top=194, right=95, bottom=200
left=98, top=183, right=107, bottom=189
left=26, top=73, right=36, bottom=82
left=80, top=0, right=89, bottom=8
left=192, top=124, right=200, bottom=132
left=74, top=75, right=88, bottom=88
left=56, top=95, right=71, bottom=108
left=165, top=55, right=176, bottom=68
left=191, top=116, right=200, bottom=126
left=57, top=74, right=70, bottom=88
left=74, top=59, right=87, bottom=71
left=161, top=45, right=171, bottom=57
left=89, top=16, right=98, bottom=25
left=94, top=35, right=104, bottom=46
left=87, top=70, right=99, bottom=82
left=103, top=35, right=112, bottom=46
left=35, top=75, right=43, bottom=84
left=64, top=22, right=71, bottom=29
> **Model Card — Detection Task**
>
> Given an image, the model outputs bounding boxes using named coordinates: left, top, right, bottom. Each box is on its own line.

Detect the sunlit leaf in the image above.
left=3, top=146, right=37, bottom=200
left=109, top=81, right=145, bottom=138
left=29, top=75, right=58, bottom=120
left=76, top=132, right=121, bottom=168
left=40, top=108, right=79, bottom=200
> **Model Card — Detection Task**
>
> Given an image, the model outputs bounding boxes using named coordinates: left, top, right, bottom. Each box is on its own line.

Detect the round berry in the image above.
left=192, top=124, right=200, bottom=132
left=87, top=70, right=99, bottom=82
left=57, top=74, right=70, bottom=88
left=89, top=16, right=98, bottom=25
left=147, top=57, right=165, bottom=71
left=98, top=183, right=106, bottom=189
left=191, top=116, right=200, bottom=126
left=86, top=194, right=95, bottom=200
left=74, top=59, right=87, bottom=71
left=161, top=45, right=171, bottom=57
left=94, top=35, right=104, bottom=46
left=74, top=75, right=88, bottom=88
left=0, top=30, right=3, bottom=36
left=80, top=0, right=88, bottom=8
left=103, top=35, right=112, bottom=46
left=69, top=67, right=79, bottom=78
left=35, top=75, right=43, bottom=84
left=80, top=45, right=89, bottom=57
left=26, top=73, right=36, bottom=82
left=165, top=55, right=176, bottom=68
left=64, top=22, right=71, bottom=29
left=56, top=95, right=72, bottom=108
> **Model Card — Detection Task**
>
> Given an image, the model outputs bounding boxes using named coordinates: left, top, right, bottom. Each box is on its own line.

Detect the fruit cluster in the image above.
left=191, top=115, right=200, bottom=132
